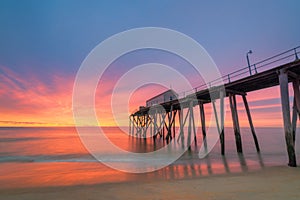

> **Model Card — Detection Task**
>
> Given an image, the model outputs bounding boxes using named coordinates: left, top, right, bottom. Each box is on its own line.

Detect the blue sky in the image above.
left=0, top=0, right=299, bottom=126
left=1, top=0, right=299, bottom=74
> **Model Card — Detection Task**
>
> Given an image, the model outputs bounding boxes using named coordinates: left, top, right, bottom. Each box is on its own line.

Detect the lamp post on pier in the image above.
left=247, top=50, right=253, bottom=75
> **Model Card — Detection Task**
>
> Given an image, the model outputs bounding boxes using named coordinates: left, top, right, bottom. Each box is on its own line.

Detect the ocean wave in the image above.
left=0, top=154, right=97, bottom=163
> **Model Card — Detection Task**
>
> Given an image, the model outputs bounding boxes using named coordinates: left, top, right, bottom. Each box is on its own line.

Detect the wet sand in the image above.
left=1, top=166, right=299, bottom=200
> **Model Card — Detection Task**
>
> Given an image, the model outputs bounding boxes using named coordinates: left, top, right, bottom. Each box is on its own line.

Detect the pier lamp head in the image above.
left=248, top=50, right=253, bottom=55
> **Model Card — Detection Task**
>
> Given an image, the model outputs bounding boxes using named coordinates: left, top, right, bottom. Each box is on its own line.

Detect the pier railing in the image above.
left=178, top=46, right=300, bottom=98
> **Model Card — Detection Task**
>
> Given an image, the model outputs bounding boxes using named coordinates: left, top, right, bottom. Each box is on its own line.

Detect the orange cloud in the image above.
left=0, top=65, right=296, bottom=128
left=0, top=66, right=74, bottom=126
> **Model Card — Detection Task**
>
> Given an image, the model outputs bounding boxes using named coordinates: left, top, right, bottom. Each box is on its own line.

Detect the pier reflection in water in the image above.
left=128, top=126, right=296, bottom=180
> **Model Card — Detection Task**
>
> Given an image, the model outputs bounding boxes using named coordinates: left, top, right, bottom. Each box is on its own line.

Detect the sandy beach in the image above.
left=1, top=166, right=299, bottom=200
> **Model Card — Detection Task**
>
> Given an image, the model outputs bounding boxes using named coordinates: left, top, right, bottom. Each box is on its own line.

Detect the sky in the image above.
left=0, top=0, right=300, bottom=127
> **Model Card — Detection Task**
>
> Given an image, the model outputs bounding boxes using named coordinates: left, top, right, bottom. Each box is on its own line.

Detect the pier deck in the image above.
left=130, top=47, right=300, bottom=167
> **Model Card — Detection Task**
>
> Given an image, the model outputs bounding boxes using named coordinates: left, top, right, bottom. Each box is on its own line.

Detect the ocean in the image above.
left=0, top=127, right=299, bottom=189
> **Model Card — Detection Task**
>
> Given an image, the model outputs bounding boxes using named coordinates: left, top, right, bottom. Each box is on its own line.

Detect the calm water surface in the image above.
left=0, top=127, right=299, bottom=189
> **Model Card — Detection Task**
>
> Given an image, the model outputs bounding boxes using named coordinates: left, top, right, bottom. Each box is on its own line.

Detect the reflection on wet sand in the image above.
left=129, top=136, right=267, bottom=181
left=154, top=153, right=266, bottom=181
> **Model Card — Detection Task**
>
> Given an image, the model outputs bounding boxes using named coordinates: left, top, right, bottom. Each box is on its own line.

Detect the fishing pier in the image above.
left=129, top=46, right=300, bottom=167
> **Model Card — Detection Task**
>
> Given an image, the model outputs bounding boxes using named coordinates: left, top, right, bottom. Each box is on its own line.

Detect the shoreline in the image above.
left=1, top=165, right=299, bottom=200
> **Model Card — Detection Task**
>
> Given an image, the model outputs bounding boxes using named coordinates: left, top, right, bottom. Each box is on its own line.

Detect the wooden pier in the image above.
left=130, top=47, right=300, bottom=167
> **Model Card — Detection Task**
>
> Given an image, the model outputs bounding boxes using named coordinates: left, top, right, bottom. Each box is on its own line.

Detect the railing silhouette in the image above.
left=178, top=46, right=300, bottom=98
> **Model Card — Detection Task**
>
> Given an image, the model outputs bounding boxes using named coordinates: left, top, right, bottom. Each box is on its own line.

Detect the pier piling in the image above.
left=229, top=94, right=243, bottom=153
left=242, top=95, right=260, bottom=152
left=279, top=69, right=297, bottom=167
left=199, top=103, right=206, bottom=140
